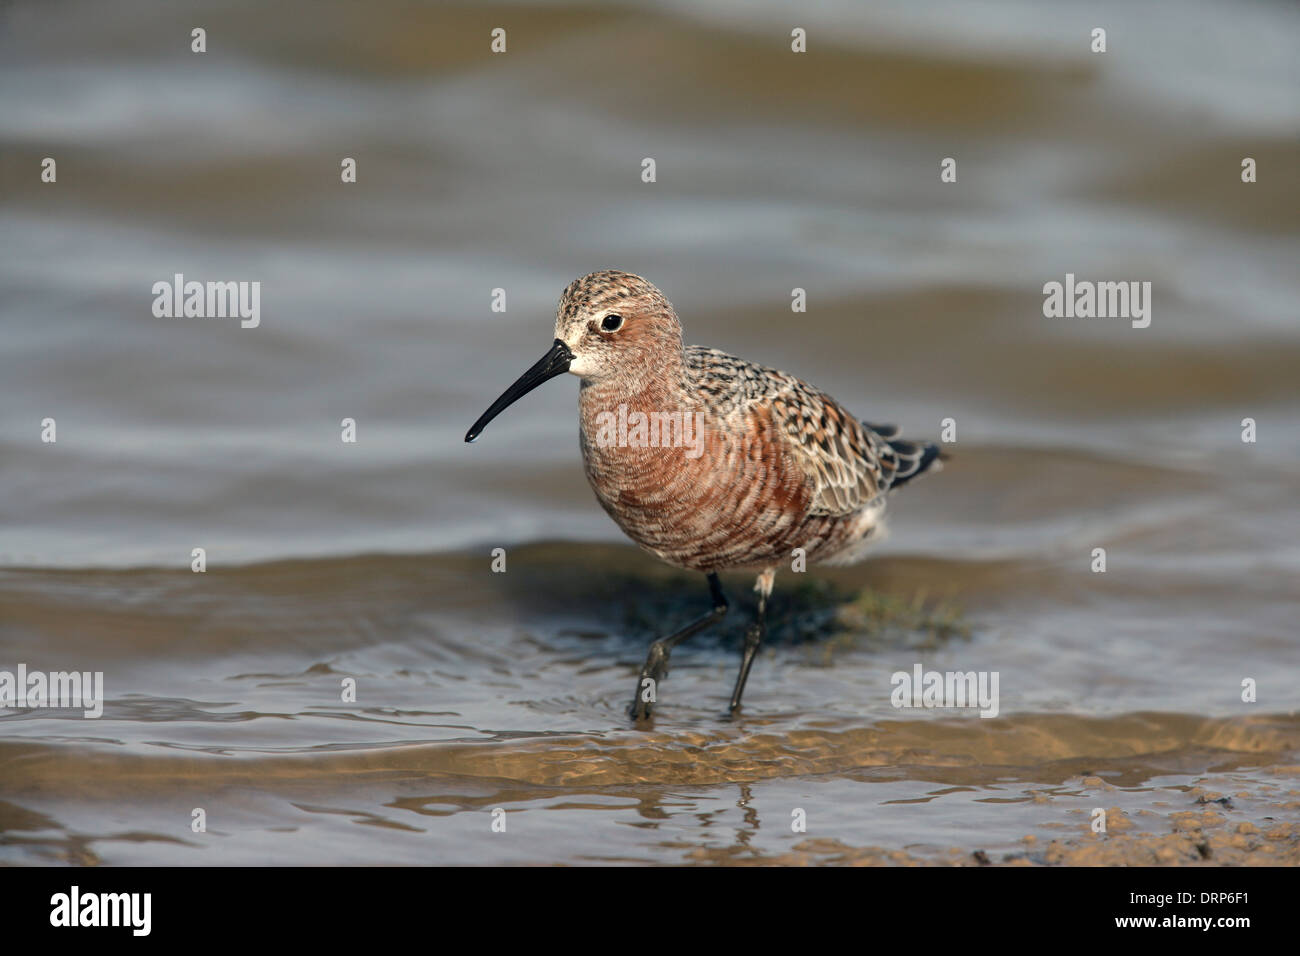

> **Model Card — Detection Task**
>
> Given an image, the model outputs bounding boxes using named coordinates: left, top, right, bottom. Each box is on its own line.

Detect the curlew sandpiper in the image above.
left=465, top=270, right=942, bottom=720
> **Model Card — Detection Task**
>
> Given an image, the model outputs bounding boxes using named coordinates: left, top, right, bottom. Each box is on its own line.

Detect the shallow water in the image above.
left=1, top=0, right=1298, bottom=865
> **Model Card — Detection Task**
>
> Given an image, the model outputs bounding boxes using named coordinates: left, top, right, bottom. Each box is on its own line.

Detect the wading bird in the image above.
left=466, top=271, right=941, bottom=720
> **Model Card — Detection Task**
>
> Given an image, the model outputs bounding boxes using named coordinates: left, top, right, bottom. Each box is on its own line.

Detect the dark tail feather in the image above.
left=863, top=421, right=944, bottom=488
left=888, top=437, right=942, bottom=488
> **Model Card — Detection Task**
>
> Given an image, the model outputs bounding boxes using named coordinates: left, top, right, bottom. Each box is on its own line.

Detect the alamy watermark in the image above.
left=591, top=403, right=705, bottom=459
left=0, top=664, right=103, bottom=718
left=1042, top=273, right=1151, bottom=328
left=151, top=273, right=260, bottom=328
left=891, top=664, right=999, bottom=718
left=50, top=886, right=150, bottom=936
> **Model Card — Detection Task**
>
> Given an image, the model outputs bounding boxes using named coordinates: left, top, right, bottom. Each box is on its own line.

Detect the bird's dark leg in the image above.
left=728, top=569, right=775, bottom=714
left=629, top=572, right=728, bottom=721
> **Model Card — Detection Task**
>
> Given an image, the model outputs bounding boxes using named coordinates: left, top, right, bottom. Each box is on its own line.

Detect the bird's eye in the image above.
left=601, top=313, right=624, bottom=332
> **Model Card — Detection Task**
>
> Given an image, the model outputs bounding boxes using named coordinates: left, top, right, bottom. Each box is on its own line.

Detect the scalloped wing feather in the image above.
left=686, top=346, right=904, bottom=517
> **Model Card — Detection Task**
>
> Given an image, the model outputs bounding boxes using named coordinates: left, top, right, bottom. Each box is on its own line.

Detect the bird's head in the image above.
left=465, top=271, right=683, bottom=442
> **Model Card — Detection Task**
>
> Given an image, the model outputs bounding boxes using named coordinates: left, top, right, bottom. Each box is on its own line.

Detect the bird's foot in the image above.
left=726, top=621, right=766, bottom=715
left=628, top=639, right=671, bottom=721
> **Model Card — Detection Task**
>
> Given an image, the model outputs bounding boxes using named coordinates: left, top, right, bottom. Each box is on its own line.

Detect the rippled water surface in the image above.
left=1, top=0, right=1298, bottom=865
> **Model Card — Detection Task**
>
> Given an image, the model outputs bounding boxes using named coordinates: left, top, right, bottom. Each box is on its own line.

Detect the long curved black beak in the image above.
left=465, top=338, right=574, bottom=442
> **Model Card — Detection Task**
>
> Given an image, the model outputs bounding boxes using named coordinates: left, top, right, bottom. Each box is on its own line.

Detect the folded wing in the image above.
left=688, top=346, right=936, bottom=517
